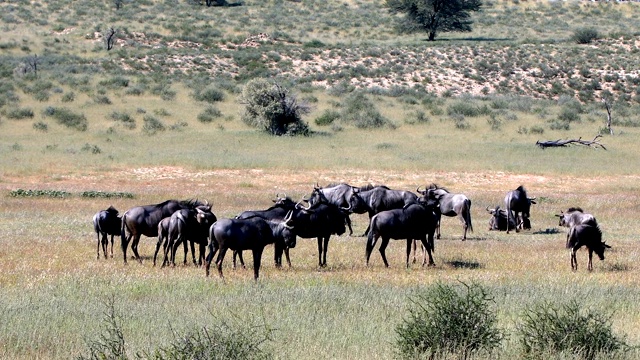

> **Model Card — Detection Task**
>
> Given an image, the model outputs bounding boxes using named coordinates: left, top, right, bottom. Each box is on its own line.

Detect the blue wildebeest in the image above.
left=120, top=199, right=209, bottom=264
left=366, top=198, right=440, bottom=268
left=281, top=200, right=349, bottom=267
left=556, top=207, right=598, bottom=245
left=153, top=217, right=171, bottom=266
left=163, top=207, right=216, bottom=267
left=344, top=185, right=418, bottom=236
left=92, top=206, right=121, bottom=259
left=486, top=206, right=516, bottom=232
left=307, top=183, right=358, bottom=235
left=418, top=184, right=473, bottom=240
left=567, top=224, right=611, bottom=271
left=504, top=186, right=536, bottom=234
left=204, top=213, right=297, bottom=280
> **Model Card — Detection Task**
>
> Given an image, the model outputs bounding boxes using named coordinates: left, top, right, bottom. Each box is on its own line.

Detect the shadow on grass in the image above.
left=533, top=228, right=562, bottom=235
left=606, top=263, right=631, bottom=272
left=446, top=259, right=482, bottom=270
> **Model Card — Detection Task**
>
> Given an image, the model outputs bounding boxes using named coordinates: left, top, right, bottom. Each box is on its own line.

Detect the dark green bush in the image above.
left=80, top=191, right=135, bottom=199
left=447, top=101, right=491, bottom=117
left=572, top=27, right=599, bottom=44
left=61, top=91, right=75, bottom=102
left=44, top=106, right=88, bottom=131
left=109, top=111, right=136, bottom=129
left=10, top=189, right=72, bottom=198
left=198, top=106, right=223, bottom=123
left=518, top=300, right=629, bottom=359
left=194, top=86, right=225, bottom=103
left=6, top=107, right=34, bottom=119
left=33, top=121, right=48, bottom=132
left=314, top=109, right=340, bottom=126
left=142, top=115, right=165, bottom=135
left=341, top=92, right=393, bottom=129
left=81, top=143, right=102, bottom=154
left=396, top=282, right=503, bottom=359
left=98, top=76, right=130, bottom=88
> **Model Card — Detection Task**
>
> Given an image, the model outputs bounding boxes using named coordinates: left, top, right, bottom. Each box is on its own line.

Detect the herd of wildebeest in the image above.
left=92, top=183, right=611, bottom=279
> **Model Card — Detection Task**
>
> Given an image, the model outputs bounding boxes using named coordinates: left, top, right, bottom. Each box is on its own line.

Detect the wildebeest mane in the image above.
left=428, top=183, right=449, bottom=193
left=106, top=205, right=119, bottom=215
left=566, top=207, right=584, bottom=213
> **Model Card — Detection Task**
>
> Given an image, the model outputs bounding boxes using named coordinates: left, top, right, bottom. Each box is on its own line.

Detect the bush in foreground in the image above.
left=395, top=282, right=503, bottom=359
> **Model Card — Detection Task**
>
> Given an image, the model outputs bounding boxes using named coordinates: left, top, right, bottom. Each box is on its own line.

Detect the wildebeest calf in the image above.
left=92, top=206, right=121, bottom=259
left=556, top=207, right=597, bottom=245
left=567, top=224, right=611, bottom=271
left=486, top=206, right=516, bottom=232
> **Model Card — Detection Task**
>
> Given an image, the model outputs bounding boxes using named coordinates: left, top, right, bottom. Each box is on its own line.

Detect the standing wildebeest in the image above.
left=344, top=185, right=418, bottom=236
left=366, top=199, right=440, bottom=268
left=164, top=207, right=216, bottom=267
left=92, top=206, right=121, bottom=259
left=120, top=199, right=209, bottom=264
left=486, top=206, right=516, bottom=231
left=154, top=217, right=171, bottom=266
left=205, top=214, right=297, bottom=280
left=504, top=185, right=536, bottom=234
left=567, top=224, right=611, bottom=271
left=418, top=184, right=472, bottom=240
left=307, top=183, right=358, bottom=235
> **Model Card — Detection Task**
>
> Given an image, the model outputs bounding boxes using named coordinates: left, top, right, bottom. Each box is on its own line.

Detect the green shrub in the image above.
left=81, top=143, right=102, bottom=154
left=341, top=92, right=393, bottom=129
left=142, top=115, right=165, bottom=135
left=447, top=101, right=490, bottom=117
left=33, top=121, right=48, bottom=132
left=61, top=91, right=75, bottom=102
left=518, top=300, right=629, bottom=359
left=98, top=76, right=130, bottom=88
left=94, top=95, right=112, bottom=104
left=573, top=27, right=599, bottom=44
left=314, top=109, right=340, bottom=126
left=44, top=106, right=88, bottom=131
left=198, top=106, right=223, bottom=123
left=80, top=191, right=135, bottom=199
left=396, top=282, right=503, bottom=359
left=194, top=86, right=225, bottom=103
left=78, top=296, right=126, bottom=360
left=109, top=111, right=136, bottom=129
left=9, top=189, right=72, bottom=198
left=6, top=107, right=34, bottom=119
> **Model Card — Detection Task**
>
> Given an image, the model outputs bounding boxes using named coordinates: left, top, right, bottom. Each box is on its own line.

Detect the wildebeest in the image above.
left=504, top=185, right=536, bottom=234
left=486, top=206, right=516, bottom=231
left=307, top=183, right=358, bottom=235
left=120, top=199, right=209, bottom=264
left=366, top=199, right=440, bottom=268
left=557, top=207, right=598, bottom=245
left=567, top=224, right=611, bottom=271
left=92, top=206, right=121, bottom=259
left=204, top=214, right=297, bottom=280
left=418, top=184, right=472, bottom=240
left=153, top=217, right=171, bottom=267
left=163, top=207, right=216, bottom=267
left=344, top=185, right=418, bottom=236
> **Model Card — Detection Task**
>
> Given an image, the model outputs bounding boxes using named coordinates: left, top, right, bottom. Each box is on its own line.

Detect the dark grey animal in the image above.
left=344, top=185, right=418, bottom=236
left=556, top=207, right=598, bottom=244
left=120, top=199, right=209, bottom=264
left=153, top=217, right=171, bottom=267
left=205, top=214, right=297, bottom=280
left=92, top=206, right=121, bottom=259
left=504, top=185, right=536, bottom=234
left=567, top=224, right=610, bottom=271
left=307, top=183, right=357, bottom=235
left=163, top=207, right=217, bottom=267
left=419, top=184, right=473, bottom=240
left=366, top=199, right=440, bottom=268
left=486, top=206, right=516, bottom=231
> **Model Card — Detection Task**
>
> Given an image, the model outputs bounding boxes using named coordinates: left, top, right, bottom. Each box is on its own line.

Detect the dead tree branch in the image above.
left=602, top=98, right=614, bottom=135
left=536, top=135, right=607, bottom=150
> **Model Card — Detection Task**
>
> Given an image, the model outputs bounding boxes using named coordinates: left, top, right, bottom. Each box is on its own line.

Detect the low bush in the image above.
left=142, top=115, right=165, bottom=135
left=573, top=27, right=599, bottom=44
left=518, top=300, right=629, bottom=359
left=44, top=106, right=88, bottom=131
left=6, top=107, right=34, bottom=119
left=341, top=92, right=393, bottom=129
left=198, top=106, right=223, bottom=123
left=109, top=111, right=136, bottom=129
left=396, top=282, right=503, bottom=359
left=61, top=91, right=75, bottom=102
left=33, top=121, right=48, bottom=132
left=314, top=110, right=340, bottom=126
left=80, top=191, right=135, bottom=199
left=194, top=86, right=225, bottom=103
left=9, top=189, right=72, bottom=198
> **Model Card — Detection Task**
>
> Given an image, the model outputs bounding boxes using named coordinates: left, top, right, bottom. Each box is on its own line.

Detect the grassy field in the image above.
left=2, top=0, right=640, bottom=359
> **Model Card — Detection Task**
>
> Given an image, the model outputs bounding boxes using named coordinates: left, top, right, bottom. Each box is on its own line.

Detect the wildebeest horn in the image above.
left=283, top=210, right=294, bottom=229
left=416, top=185, right=425, bottom=194
left=296, top=197, right=312, bottom=211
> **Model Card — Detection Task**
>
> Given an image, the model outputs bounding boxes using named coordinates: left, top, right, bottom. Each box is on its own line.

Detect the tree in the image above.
left=240, top=79, right=310, bottom=136
left=385, top=0, right=482, bottom=41
left=105, top=27, right=116, bottom=51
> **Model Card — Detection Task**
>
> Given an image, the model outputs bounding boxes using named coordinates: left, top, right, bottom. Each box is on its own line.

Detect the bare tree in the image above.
left=105, top=28, right=116, bottom=51
left=602, top=98, right=614, bottom=135
left=26, top=54, right=40, bottom=78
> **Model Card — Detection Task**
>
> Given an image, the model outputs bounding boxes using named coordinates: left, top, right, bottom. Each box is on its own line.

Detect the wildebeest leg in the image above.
left=422, top=235, right=435, bottom=266
left=411, top=239, right=417, bottom=264
left=215, top=247, right=228, bottom=279
left=198, top=242, right=206, bottom=266
left=121, top=232, right=132, bottom=264
left=109, top=234, right=115, bottom=258
left=362, top=213, right=373, bottom=237
left=405, top=239, right=412, bottom=268
left=378, top=237, right=390, bottom=267
left=232, top=250, right=246, bottom=269
left=588, top=248, right=594, bottom=271
left=436, top=219, right=441, bottom=239
left=204, top=241, right=219, bottom=277
left=189, top=240, right=198, bottom=266
left=571, top=249, right=578, bottom=271
left=96, top=231, right=102, bottom=260
left=131, top=235, right=143, bottom=263
left=153, top=233, right=163, bottom=267
left=252, top=248, right=264, bottom=280
left=284, top=247, right=291, bottom=267
left=365, top=232, right=380, bottom=266
left=345, top=216, right=353, bottom=236
left=320, top=236, right=330, bottom=267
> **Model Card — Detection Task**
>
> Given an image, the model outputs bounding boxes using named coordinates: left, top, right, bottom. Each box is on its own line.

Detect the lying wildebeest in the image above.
left=567, top=224, right=610, bottom=271
left=486, top=206, right=516, bottom=231
left=120, top=199, right=210, bottom=264
left=234, top=194, right=298, bottom=268
left=204, top=213, right=297, bottom=280
left=418, top=184, right=472, bottom=240
left=92, top=206, right=121, bottom=259
left=307, top=183, right=358, bottom=235
left=343, top=185, right=418, bottom=236
left=366, top=198, right=440, bottom=268
left=163, top=207, right=216, bottom=267
left=504, top=185, right=536, bottom=234
left=557, top=207, right=598, bottom=245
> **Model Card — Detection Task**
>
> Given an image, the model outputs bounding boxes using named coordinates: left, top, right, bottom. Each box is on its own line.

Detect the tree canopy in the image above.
left=385, top=0, right=482, bottom=41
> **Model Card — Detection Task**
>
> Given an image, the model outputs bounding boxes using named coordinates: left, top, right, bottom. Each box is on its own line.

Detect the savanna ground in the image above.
left=2, top=0, right=640, bottom=358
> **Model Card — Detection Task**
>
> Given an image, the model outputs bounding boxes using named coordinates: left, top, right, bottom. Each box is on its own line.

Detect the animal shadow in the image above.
left=446, top=260, right=482, bottom=270
left=533, top=228, right=561, bottom=235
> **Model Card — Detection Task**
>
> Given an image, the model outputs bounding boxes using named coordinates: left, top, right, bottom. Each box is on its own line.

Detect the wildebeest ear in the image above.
left=529, top=198, right=537, bottom=204
left=603, top=242, right=612, bottom=249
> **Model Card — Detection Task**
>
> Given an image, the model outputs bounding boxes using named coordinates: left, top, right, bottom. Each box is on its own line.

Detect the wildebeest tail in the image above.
left=465, top=198, right=473, bottom=233
left=120, top=212, right=128, bottom=250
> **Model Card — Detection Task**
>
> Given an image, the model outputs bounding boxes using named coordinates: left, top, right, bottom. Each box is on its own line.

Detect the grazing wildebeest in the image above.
left=307, top=183, right=358, bottom=235
left=556, top=207, right=598, bottom=245
left=92, top=206, right=121, bottom=259
left=344, top=185, right=418, bottom=236
left=164, top=207, right=217, bottom=267
left=204, top=214, right=297, bottom=280
left=120, top=199, right=209, bottom=264
left=291, top=200, right=349, bottom=267
left=366, top=199, right=440, bottom=268
left=486, top=206, right=516, bottom=231
left=504, top=185, right=536, bottom=234
left=418, top=184, right=473, bottom=240
left=567, top=224, right=610, bottom=271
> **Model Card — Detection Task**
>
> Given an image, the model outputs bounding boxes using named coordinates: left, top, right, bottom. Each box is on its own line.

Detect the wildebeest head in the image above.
left=281, top=210, right=297, bottom=248
left=595, top=241, right=612, bottom=260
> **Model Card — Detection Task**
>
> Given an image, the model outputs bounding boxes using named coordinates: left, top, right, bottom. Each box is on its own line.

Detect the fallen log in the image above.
left=536, top=135, right=607, bottom=150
